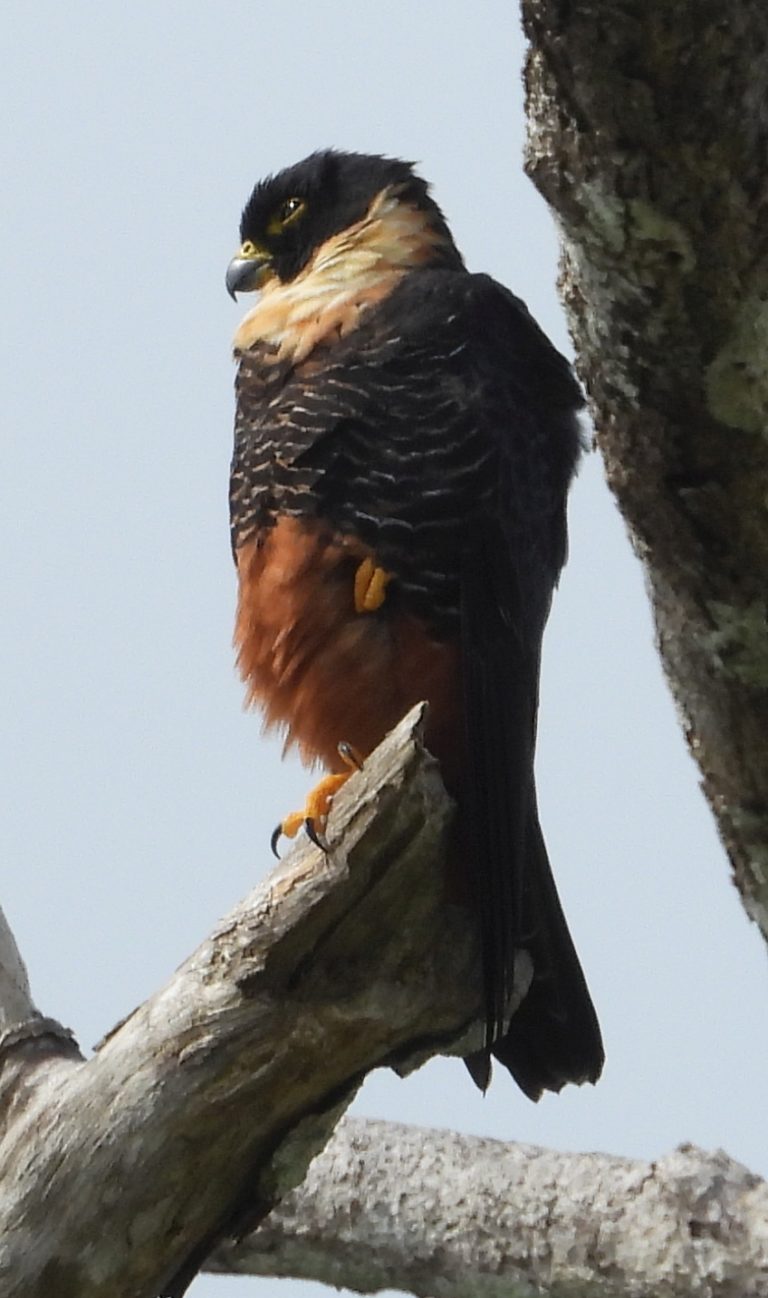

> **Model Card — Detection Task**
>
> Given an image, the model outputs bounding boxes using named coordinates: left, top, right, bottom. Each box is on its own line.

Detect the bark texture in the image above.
left=522, top=2, right=768, bottom=933
left=210, top=1117, right=768, bottom=1298
left=0, top=707, right=492, bottom=1298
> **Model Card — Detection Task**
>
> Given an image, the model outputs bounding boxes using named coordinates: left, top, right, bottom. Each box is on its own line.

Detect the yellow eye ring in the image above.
left=280, top=197, right=305, bottom=224
left=267, top=197, right=306, bottom=234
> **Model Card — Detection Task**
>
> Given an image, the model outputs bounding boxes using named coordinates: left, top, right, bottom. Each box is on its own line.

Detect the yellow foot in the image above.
left=271, top=745, right=365, bottom=856
left=281, top=773, right=349, bottom=841
left=354, top=556, right=392, bottom=613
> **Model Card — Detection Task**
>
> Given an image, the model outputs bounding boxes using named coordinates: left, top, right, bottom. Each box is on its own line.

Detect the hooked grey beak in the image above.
left=225, top=252, right=273, bottom=299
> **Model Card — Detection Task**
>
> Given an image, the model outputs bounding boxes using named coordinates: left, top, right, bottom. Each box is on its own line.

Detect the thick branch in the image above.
left=523, top=3, right=768, bottom=933
left=209, top=1117, right=768, bottom=1298
left=0, top=706, right=496, bottom=1298
left=0, top=906, right=35, bottom=1029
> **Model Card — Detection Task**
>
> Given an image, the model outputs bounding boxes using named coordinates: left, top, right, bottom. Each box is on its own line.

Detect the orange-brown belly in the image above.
left=235, top=517, right=461, bottom=782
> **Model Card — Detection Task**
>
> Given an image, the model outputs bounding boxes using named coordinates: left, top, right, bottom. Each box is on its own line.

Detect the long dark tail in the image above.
left=460, top=532, right=603, bottom=1099
left=485, top=802, right=603, bottom=1099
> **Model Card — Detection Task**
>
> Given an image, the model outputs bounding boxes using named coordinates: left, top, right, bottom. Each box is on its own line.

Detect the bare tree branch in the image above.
left=522, top=2, right=768, bottom=935
left=0, top=905, right=35, bottom=1029
left=0, top=706, right=500, bottom=1298
left=208, top=1116, right=768, bottom=1298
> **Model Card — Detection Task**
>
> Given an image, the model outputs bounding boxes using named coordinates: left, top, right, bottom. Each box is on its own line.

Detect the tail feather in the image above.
left=486, top=806, right=603, bottom=1100
left=460, top=526, right=603, bottom=1099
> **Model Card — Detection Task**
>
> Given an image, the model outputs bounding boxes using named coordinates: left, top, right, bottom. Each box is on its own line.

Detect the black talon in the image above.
left=337, top=741, right=364, bottom=771
left=305, top=817, right=329, bottom=851
left=270, top=823, right=283, bottom=858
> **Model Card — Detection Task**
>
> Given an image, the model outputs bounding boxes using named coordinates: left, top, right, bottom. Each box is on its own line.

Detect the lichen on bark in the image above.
left=522, top=1, right=768, bottom=934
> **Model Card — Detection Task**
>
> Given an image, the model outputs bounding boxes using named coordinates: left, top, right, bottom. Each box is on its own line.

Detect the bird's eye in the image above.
left=266, top=196, right=307, bottom=236
left=274, top=197, right=306, bottom=228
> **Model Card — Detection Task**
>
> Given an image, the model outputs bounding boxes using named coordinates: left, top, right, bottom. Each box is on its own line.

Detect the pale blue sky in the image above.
left=2, top=4, right=766, bottom=1297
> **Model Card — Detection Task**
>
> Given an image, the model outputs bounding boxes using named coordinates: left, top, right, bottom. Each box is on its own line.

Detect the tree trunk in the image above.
left=522, top=1, right=768, bottom=934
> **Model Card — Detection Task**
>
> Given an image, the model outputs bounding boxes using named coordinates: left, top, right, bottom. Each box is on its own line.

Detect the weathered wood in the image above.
left=209, top=1117, right=768, bottom=1298
left=0, top=706, right=486, bottom=1298
left=523, top=1, right=768, bottom=935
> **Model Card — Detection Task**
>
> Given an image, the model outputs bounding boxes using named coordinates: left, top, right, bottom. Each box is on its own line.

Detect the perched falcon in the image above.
left=226, top=150, right=603, bottom=1099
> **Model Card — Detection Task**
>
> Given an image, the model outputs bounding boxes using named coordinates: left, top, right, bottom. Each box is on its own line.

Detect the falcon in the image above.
left=226, top=149, right=603, bottom=1098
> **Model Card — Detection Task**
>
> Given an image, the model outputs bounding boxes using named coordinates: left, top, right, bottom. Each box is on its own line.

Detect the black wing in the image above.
left=447, top=278, right=602, bottom=1096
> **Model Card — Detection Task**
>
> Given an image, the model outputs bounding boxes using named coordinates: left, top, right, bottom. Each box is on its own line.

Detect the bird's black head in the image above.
left=226, top=149, right=462, bottom=297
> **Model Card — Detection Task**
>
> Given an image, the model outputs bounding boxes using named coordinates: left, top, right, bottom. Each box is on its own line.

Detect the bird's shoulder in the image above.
left=358, top=269, right=583, bottom=411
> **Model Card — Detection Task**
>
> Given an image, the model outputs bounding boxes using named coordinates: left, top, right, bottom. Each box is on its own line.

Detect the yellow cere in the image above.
left=239, top=240, right=270, bottom=260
